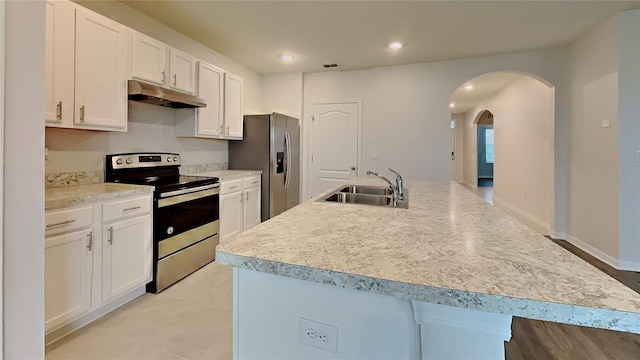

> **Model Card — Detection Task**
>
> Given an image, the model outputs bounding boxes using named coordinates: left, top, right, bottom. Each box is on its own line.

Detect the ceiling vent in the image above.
left=322, top=63, right=340, bottom=68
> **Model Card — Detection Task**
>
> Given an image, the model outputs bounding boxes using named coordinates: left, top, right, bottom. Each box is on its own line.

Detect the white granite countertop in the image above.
left=194, top=170, right=262, bottom=181
left=45, top=183, right=154, bottom=211
left=217, top=179, right=640, bottom=334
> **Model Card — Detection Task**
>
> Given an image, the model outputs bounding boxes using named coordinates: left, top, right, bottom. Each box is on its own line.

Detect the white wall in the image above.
left=46, top=102, right=228, bottom=175
left=567, top=15, right=620, bottom=263
left=301, top=47, right=571, bottom=236
left=617, top=9, right=640, bottom=270
left=464, top=76, right=555, bottom=233
left=3, top=1, right=46, bottom=358
left=261, top=72, right=304, bottom=120
left=45, top=1, right=264, bottom=179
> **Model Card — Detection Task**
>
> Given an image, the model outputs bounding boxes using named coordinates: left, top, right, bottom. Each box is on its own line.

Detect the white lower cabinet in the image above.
left=45, top=228, right=93, bottom=333
left=220, top=175, right=261, bottom=242
left=102, top=215, right=152, bottom=303
left=44, top=193, right=152, bottom=339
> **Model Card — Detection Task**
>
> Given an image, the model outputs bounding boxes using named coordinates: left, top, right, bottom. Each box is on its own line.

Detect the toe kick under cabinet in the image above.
left=45, top=194, right=152, bottom=343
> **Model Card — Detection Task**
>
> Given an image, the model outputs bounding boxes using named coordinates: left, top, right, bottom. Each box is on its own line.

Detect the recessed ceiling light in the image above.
left=464, top=85, right=474, bottom=90
left=449, top=102, right=455, bottom=108
left=280, top=54, right=294, bottom=62
left=389, top=42, right=402, bottom=50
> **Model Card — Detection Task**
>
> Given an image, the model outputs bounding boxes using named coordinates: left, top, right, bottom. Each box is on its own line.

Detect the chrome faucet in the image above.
left=388, top=168, right=404, bottom=200
left=366, top=170, right=399, bottom=206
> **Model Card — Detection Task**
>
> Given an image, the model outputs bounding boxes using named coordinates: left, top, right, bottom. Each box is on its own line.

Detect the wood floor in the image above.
left=505, top=239, right=640, bottom=359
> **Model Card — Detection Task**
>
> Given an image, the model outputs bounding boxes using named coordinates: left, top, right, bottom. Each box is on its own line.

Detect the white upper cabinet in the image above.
left=75, top=8, right=129, bottom=130
left=45, top=1, right=130, bottom=132
left=175, top=63, right=244, bottom=140
left=131, top=32, right=166, bottom=85
left=196, top=62, right=225, bottom=136
left=169, top=48, right=197, bottom=94
left=224, top=72, right=244, bottom=139
left=45, top=0, right=75, bottom=127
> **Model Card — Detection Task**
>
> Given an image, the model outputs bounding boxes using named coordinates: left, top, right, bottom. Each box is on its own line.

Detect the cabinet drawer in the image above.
left=45, top=206, right=93, bottom=236
left=220, top=179, right=243, bottom=194
left=243, top=175, right=261, bottom=189
left=103, top=195, right=151, bottom=223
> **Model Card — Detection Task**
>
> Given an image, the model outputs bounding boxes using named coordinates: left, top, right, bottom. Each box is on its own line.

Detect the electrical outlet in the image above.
left=298, top=318, right=338, bottom=353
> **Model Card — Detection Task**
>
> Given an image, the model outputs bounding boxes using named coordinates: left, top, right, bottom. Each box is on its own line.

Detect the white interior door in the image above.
left=310, top=102, right=360, bottom=197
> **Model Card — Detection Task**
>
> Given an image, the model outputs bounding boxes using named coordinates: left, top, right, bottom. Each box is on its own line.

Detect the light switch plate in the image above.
left=601, top=119, right=611, bottom=128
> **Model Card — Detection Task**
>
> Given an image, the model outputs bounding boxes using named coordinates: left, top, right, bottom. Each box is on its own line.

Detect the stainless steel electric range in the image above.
left=105, top=152, right=219, bottom=293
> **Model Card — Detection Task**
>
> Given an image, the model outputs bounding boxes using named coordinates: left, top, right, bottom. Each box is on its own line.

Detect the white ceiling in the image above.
left=120, top=0, right=639, bottom=75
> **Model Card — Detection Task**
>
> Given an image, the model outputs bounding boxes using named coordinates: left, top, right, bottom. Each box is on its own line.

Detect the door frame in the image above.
left=307, top=99, right=362, bottom=199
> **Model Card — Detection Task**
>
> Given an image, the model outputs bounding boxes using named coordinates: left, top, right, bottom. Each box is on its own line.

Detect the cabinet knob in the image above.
left=351, top=166, right=356, bottom=171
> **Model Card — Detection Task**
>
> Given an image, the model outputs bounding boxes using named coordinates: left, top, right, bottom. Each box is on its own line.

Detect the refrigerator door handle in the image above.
left=284, top=132, right=291, bottom=189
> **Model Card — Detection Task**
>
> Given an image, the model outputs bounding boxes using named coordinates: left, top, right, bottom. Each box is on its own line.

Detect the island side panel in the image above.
left=234, top=267, right=418, bottom=359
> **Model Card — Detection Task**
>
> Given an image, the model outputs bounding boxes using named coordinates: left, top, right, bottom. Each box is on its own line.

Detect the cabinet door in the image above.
left=75, top=8, right=129, bottom=131
left=169, top=48, right=196, bottom=94
left=196, top=62, right=225, bottom=137
left=45, top=229, right=93, bottom=333
left=220, top=191, right=244, bottom=242
left=45, top=0, right=75, bottom=127
left=132, top=32, right=166, bottom=85
left=224, top=72, right=244, bottom=139
left=102, top=215, right=151, bottom=303
left=243, top=186, right=261, bottom=230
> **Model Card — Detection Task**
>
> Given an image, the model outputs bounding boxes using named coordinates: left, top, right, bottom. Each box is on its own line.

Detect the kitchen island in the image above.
left=216, top=180, right=640, bottom=359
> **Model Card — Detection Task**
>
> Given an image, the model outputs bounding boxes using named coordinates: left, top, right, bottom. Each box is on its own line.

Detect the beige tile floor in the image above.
left=46, top=261, right=234, bottom=360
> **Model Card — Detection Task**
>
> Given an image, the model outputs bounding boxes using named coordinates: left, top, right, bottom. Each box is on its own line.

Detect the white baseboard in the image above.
left=616, top=260, right=640, bottom=272
left=565, top=235, right=620, bottom=269
left=549, top=231, right=567, bottom=240
left=492, top=196, right=551, bottom=236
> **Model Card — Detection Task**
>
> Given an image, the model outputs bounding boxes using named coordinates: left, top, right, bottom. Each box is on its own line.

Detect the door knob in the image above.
left=351, top=166, right=356, bottom=171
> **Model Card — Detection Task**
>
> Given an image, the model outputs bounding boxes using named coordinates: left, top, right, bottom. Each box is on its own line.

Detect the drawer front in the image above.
left=243, top=175, right=261, bottom=189
left=45, top=206, right=93, bottom=236
left=220, top=179, right=243, bottom=194
left=103, top=195, right=152, bottom=223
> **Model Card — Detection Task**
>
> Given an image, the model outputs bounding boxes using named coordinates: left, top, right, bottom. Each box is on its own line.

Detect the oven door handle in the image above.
left=158, top=185, right=220, bottom=208
left=160, top=183, right=219, bottom=198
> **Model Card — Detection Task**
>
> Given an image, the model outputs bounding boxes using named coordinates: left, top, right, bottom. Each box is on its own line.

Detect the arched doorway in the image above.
left=450, top=72, right=556, bottom=236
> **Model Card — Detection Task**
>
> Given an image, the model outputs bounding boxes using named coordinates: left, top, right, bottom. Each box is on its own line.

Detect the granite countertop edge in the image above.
left=193, top=170, right=262, bottom=181
left=216, top=251, right=640, bottom=334
left=45, top=183, right=154, bottom=211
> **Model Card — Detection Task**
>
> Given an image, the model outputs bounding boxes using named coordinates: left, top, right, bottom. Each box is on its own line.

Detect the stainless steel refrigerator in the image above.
left=229, top=113, right=300, bottom=222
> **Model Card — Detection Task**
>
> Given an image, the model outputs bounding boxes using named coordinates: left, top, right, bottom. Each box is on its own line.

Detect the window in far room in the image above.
left=485, top=128, right=494, bottom=163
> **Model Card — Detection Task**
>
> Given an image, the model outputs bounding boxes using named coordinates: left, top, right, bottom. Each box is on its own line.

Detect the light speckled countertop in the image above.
left=217, top=179, right=640, bottom=334
left=45, top=183, right=154, bottom=210
left=193, top=170, right=262, bottom=181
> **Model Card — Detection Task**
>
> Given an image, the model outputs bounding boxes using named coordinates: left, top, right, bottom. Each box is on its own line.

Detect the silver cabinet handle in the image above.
left=173, top=74, right=177, bottom=86
left=56, top=101, right=62, bottom=121
left=86, top=231, right=93, bottom=251
left=107, top=226, right=113, bottom=245
left=226, top=125, right=230, bottom=135
left=228, top=185, right=238, bottom=190
left=79, top=105, right=85, bottom=123
left=251, top=181, right=258, bottom=185
left=161, top=70, right=165, bottom=83
left=123, top=206, right=141, bottom=212
left=246, top=192, right=249, bottom=201
left=219, top=125, right=224, bottom=135
left=46, top=219, right=76, bottom=228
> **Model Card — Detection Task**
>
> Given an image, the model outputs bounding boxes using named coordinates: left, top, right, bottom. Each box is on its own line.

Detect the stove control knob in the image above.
left=125, top=158, right=133, bottom=164
left=173, top=156, right=179, bottom=162
left=166, top=157, right=172, bottom=162
left=166, top=226, right=174, bottom=235
left=115, top=158, right=123, bottom=165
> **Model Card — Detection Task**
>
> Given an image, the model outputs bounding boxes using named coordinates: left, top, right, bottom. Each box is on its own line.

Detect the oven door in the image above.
left=153, top=184, right=220, bottom=292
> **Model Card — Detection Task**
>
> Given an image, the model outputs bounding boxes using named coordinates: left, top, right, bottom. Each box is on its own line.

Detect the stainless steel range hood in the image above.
left=128, top=80, right=206, bottom=108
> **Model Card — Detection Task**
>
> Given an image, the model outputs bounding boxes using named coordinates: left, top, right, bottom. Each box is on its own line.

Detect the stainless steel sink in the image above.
left=339, top=185, right=393, bottom=196
left=324, top=192, right=393, bottom=206
left=319, top=185, right=408, bottom=208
